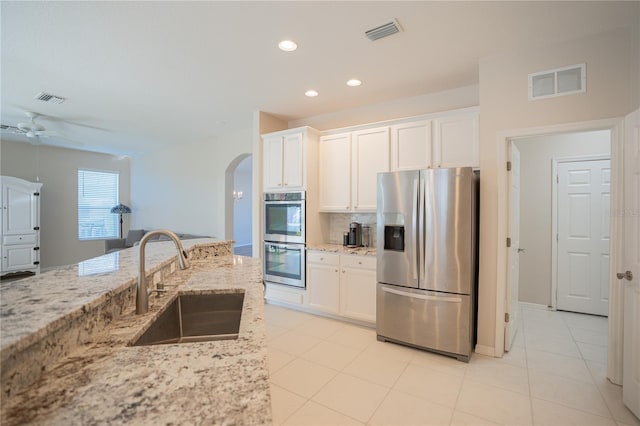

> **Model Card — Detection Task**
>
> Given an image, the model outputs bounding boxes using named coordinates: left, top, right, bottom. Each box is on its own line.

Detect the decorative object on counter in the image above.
left=110, top=203, right=131, bottom=238
left=362, top=225, right=371, bottom=247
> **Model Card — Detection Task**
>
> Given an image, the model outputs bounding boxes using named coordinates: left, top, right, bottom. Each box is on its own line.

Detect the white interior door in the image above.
left=505, top=144, right=521, bottom=351
left=557, top=159, right=611, bottom=316
left=622, top=108, right=640, bottom=418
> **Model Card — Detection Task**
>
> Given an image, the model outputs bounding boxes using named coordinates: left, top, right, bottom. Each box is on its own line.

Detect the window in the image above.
left=78, top=169, right=119, bottom=240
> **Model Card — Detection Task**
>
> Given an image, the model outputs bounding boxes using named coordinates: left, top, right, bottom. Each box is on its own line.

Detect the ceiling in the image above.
left=1, top=1, right=637, bottom=156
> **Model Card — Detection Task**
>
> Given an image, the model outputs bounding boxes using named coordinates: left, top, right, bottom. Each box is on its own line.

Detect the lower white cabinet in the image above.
left=339, top=255, right=377, bottom=323
left=306, top=251, right=376, bottom=324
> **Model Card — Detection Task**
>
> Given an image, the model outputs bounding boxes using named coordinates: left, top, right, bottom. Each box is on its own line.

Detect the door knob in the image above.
left=517, top=248, right=526, bottom=253
left=616, top=271, right=633, bottom=281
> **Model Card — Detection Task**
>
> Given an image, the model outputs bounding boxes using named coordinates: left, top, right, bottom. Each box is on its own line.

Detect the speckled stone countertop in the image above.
left=307, top=243, right=376, bottom=257
left=1, top=240, right=272, bottom=425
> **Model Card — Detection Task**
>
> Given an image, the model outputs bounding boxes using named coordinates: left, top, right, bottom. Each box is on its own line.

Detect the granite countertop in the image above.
left=0, top=240, right=272, bottom=425
left=307, top=243, right=376, bottom=257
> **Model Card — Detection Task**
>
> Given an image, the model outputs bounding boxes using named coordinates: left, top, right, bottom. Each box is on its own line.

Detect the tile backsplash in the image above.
left=326, top=213, right=377, bottom=247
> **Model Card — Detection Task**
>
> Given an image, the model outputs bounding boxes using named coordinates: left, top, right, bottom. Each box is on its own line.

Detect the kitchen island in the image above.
left=0, top=239, right=272, bottom=425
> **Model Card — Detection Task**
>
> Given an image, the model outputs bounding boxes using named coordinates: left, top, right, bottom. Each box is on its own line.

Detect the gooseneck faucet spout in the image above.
left=137, top=229, right=190, bottom=314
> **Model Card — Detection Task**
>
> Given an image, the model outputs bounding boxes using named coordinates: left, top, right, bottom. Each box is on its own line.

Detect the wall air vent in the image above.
left=34, top=92, right=66, bottom=104
left=528, top=64, right=586, bottom=100
left=365, top=19, right=402, bottom=41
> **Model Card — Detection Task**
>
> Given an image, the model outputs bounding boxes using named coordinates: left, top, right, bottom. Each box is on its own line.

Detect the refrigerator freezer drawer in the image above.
left=376, top=283, right=472, bottom=361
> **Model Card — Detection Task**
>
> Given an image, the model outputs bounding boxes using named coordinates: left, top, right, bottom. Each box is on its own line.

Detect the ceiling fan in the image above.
left=1, top=111, right=83, bottom=146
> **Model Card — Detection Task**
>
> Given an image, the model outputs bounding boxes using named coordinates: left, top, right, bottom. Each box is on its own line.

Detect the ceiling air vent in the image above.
left=34, top=92, right=66, bottom=104
left=365, top=19, right=402, bottom=41
left=528, top=64, right=586, bottom=100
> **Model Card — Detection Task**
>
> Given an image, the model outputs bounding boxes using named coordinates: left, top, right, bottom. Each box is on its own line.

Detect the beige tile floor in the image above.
left=265, top=303, right=640, bottom=426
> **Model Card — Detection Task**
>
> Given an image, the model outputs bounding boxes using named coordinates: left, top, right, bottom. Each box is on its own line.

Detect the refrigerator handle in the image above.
left=418, top=175, right=425, bottom=285
left=412, top=177, right=419, bottom=281
left=381, top=286, right=462, bottom=303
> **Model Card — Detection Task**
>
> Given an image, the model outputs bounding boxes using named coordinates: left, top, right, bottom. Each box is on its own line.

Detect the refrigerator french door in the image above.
left=376, top=167, right=478, bottom=362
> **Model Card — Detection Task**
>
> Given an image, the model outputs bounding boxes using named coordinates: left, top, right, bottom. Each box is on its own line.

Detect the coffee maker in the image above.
left=348, top=222, right=362, bottom=247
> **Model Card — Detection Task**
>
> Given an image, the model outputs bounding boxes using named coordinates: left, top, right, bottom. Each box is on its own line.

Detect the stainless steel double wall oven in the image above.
left=263, top=191, right=306, bottom=288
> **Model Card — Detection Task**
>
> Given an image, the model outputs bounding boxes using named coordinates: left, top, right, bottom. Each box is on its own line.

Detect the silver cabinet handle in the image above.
left=617, top=271, right=633, bottom=281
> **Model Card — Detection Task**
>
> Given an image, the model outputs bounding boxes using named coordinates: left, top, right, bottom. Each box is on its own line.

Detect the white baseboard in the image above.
left=519, top=301, right=553, bottom=311
left=474, top=344, right=496, bottom=357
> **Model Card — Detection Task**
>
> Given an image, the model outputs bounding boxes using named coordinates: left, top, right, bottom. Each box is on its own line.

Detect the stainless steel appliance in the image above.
left=376, top=167, right=478, bottom=362
left=263, top=241, right=306, bottom=288
left=348, top=222, right=362, bottom=247
left=263, top=192, right=306, bottom=288
left=263, top=192, right=305, bottom=244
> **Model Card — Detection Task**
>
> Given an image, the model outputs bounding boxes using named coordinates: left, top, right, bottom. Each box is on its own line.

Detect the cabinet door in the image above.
left=341, top=265, right=376, bottom=323
left=307, top=262, right=341, bottom=314
left=2, top=244, right=37, bottom=273
left=282, top=132, right=304, bottom=189
left=263, top=136, right=283, bottom=190
left=352, top=127, right=390, bottom=212
left=319, top=133, right=351, bottom=211
left=433, top=113, right=479, bottom=168
left=391, top=121, right=432, bottom=171
left=3, top=180, right=39, bottom=236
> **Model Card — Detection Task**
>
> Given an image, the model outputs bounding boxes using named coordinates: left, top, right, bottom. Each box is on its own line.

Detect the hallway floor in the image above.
left=265, top=303, right=639, bottom=425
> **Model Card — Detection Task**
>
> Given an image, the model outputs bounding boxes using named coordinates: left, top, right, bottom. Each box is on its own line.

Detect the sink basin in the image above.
left=132, top=292, right=245, bottom=346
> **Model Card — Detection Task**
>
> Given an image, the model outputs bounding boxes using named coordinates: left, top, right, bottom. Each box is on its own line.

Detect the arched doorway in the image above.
left=225, top=154, right=253, bottom=256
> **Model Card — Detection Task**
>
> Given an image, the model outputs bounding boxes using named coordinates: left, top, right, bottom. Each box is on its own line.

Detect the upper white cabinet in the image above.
left=1, top=176, right=42, bottom=276
left=352, top=127, right=390, bottom=212
left=390, top=120, right=432, bottom=171
left=433, top=112, right=479, bottom=168
left=263, top=128, right=317, bottom=191
left=319, top=127, right=389, bottom=212
left=318, top=133, right=351, bottom=211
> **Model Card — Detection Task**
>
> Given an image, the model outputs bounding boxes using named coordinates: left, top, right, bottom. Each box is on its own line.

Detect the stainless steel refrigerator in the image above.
left=376, top=167, right=478, bottom=362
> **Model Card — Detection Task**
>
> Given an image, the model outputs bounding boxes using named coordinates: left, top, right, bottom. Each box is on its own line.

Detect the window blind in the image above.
left=78, top=169, right=119, bottom=240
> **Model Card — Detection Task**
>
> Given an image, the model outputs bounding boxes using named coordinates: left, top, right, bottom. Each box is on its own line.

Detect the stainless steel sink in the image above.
left=132, top=292, right=244, bottom=346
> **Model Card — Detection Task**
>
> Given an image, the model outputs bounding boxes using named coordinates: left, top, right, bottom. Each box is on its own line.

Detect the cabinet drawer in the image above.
left=341, top=254, right=376, bottom=270
left=307, top=251, right=340, bottom=266
left=3, top=234, right=37, bottom=245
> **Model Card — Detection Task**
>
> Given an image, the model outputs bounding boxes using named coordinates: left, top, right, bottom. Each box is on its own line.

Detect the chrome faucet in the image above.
left=137, top=229, right=190, bottom=314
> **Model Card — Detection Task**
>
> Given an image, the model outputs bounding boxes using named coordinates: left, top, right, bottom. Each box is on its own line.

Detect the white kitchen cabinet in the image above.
left=433, top=112, right=479, bottom=168
left=318, top=127, right=389, bottom=212
left=352, top=127, right=390, bottom=212
left=340, top=254, right=377, bottom=323
left=306, top=252, right=341, bottom=314
left=318, top=133, right=351, bottom=211
left=1, top=176, right=42, bottom=276
left=390, top=120, right=432, bottom=171
left=306, top=250, right=376, bottom=324
left=263, top=128, right=312, bottom=191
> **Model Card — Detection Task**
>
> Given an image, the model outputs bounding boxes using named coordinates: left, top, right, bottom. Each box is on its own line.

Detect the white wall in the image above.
left=515, top=130, right=610, bottom=306
left=233, top=156, right=252, bottom=246
left=290, top=84, right=478, bottom=131
left=130, top=127, right=253, bottom=239
left=477, top=27, right=636, bottom=353
left=0, top=140, right=131, bottom=268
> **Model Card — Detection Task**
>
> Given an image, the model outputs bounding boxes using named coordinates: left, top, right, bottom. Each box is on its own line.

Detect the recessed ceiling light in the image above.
left=305, top=90, right=319, bottom=97
left=278, top=40, right=298, bottom=52
left=346, top=79, right=362, bottom=87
